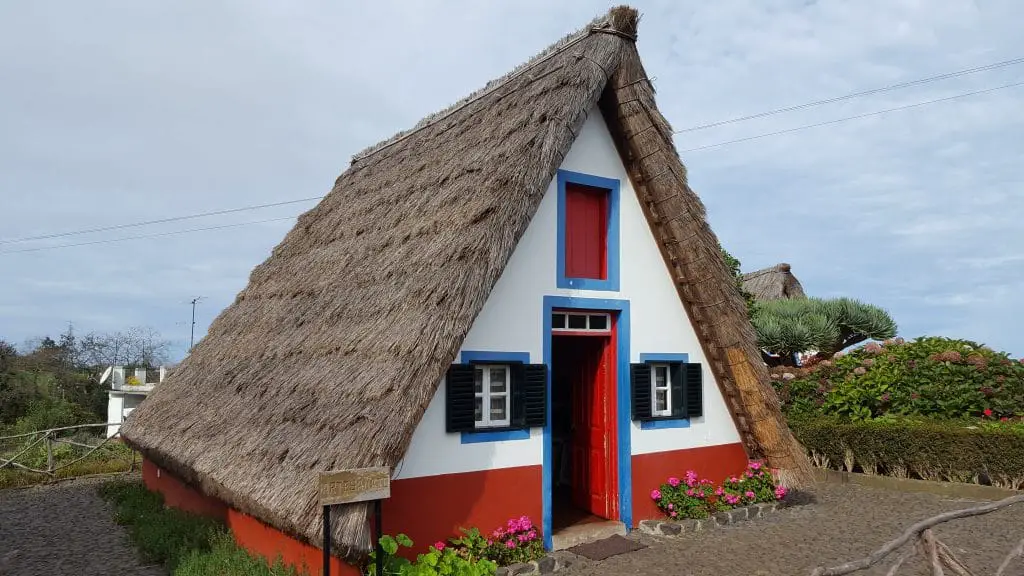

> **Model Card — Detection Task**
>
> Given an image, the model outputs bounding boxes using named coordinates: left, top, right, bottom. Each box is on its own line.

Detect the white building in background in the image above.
left=105, top=366, right=167, bottom=437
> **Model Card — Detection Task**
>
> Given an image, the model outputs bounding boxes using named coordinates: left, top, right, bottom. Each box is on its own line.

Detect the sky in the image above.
left=1, top=0, right=1022, bottom=362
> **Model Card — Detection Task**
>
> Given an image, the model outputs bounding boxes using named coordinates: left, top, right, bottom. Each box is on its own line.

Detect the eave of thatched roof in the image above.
left=741, top=263, right=806, bottom=301
left=121, top=5, right=810, bottom=562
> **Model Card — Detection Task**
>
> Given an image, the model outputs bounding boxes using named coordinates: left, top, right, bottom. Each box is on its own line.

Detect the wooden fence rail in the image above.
left=0, top=422, right=136, bottom=478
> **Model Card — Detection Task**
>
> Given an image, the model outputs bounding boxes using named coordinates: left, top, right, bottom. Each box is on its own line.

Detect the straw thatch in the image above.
left=742, top=263, right=806, bottom=301
left=121, top=5, right=811, bottom=562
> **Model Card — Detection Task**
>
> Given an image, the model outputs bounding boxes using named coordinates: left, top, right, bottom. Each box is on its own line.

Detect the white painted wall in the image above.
left=395, top=107, right=741, bottom=479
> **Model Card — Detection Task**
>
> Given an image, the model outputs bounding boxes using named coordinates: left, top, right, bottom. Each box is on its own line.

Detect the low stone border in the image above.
left=637, top=502, right=782, bottom=537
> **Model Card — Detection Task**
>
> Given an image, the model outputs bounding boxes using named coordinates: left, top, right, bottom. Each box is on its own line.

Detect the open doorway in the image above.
left=549, top=311, right=618, bottom=531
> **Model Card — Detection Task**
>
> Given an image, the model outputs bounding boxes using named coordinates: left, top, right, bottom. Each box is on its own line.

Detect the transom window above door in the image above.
left=474, top=364, right=510, bottom=428
left=551, top=311, right=611, bottom=333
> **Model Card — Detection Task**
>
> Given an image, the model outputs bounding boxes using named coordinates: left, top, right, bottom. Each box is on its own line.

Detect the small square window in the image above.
left=474, top=363, right=511, bottom=428
left=567, top=314, right=587, bottom=329
left=588, top=314, right=607, bottom=330
left=552, top=313, right=567, bottom=329
left=650, top=364, right=672, bottom=417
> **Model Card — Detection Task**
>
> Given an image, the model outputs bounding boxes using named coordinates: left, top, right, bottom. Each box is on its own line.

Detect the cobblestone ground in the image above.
left=559, top=482, right=1024, bottom=576
left=0, top=474, right=163, bottom=576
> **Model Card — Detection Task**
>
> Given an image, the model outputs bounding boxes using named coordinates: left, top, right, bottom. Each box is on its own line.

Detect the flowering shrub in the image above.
left=446, top=516, right=544, bottom=567
left=772, top=337, right=1024, bottom=421
left=368, top=533, right=497, bottom=576
left=652, top=462, right=785, bottom=520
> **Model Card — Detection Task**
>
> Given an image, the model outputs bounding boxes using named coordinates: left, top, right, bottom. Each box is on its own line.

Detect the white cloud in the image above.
left=0, top=0, right=1021, bottom=358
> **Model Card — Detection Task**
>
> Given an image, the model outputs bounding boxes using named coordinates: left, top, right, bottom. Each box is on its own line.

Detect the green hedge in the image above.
left=789, top=416, right=1024, bottom=487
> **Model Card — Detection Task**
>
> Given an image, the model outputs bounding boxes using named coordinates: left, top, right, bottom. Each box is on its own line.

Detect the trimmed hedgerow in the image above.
left=789, top=415, right=1024, bottom=487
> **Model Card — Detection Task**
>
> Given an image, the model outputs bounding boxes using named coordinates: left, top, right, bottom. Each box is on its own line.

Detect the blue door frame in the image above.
left=542, top=295, right=632, bottom=549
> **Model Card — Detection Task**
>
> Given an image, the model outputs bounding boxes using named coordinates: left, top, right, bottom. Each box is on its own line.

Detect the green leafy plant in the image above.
left=366, top=533, right=496, bottom=576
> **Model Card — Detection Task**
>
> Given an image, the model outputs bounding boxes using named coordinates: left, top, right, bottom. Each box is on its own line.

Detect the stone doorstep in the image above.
left=496, top=553, right=566, bottom=576
left=637, top=502, right=781, bottom=537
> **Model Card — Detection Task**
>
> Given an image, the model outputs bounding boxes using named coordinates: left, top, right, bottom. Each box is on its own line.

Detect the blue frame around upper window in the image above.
left=556, top=169, right=621, bottom=291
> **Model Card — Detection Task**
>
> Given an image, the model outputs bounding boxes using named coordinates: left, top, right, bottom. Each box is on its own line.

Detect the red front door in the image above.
left=569, top=336, right=616, bottom=519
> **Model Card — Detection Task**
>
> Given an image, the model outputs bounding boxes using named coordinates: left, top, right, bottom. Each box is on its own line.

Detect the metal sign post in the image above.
left=318, top=466, right=391, bottom=576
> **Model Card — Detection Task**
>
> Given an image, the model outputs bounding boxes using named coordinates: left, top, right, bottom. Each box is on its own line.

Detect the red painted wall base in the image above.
left=630, top=442, right=749, bottom=521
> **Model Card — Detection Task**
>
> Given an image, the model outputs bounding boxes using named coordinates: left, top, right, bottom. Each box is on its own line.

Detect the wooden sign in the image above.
left=318, top=467, right=390, bottom=506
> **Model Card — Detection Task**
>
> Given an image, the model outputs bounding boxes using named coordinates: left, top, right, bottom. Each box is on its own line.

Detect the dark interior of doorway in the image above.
left=550, top=334, right=608, bottom=531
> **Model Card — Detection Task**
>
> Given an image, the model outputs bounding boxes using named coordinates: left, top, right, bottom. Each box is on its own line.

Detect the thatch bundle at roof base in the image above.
left=121, top=5, right=812, bottom=562
left=742, top=263, right=807, bottom=301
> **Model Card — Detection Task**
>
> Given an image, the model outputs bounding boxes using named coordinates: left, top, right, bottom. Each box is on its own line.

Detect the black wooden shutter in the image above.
left=630, top=363, right=651, bottom=420
left=522, top=364, right=548, bottom=428
left=683, top=362, right=703, bottom=418
left=511, top=363, right=526, bottom=427
left=445, top=364, right=476, bottom=432
left=670, top=363, right=684, bottom=418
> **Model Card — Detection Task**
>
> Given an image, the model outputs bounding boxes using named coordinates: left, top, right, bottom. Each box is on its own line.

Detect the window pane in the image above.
left=552, top=313, right=566, bottom=329
left=489, top=366, right=507, bottom=392
left=655, top=389, right=668, bottom=412
left=474, top=368, right=483, bottom=393
left=588, top=314, right=607, bottom=330
left=490, top=397, right=507, bottom=421
left=567, top=314, right=587, bottom=329
left=475, top=397, right=483, bottom=423
left=654, top=366, right=668, bottom=389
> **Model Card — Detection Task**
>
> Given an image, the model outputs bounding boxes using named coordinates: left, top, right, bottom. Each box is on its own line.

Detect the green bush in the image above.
left=774, top=336, right=1024, bottom=420
left=790, top=415, right=1024, bottom=487
left=367, top=534, right=497, bottom=576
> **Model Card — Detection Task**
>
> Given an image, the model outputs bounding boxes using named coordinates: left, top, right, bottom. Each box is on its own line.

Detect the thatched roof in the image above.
left=742, top=263, right=806, bottom=301
left=121, top=6, right=811, bottom=562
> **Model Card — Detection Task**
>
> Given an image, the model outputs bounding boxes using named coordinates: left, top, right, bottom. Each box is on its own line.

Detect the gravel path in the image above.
left=0, top=475, right=164, bottom=576
left=559, top=482, right=1024, bottom=576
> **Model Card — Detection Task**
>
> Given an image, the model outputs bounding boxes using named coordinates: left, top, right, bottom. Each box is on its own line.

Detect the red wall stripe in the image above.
left=383, top=465, right=543, bottom=558
left=630, top=443, right=748, bottom=521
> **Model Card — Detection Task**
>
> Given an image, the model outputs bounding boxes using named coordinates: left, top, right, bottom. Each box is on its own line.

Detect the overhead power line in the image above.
left=0, top=216, right=297, bottom=255
left=0, top=196, right=323, bottom=246
left=674, top=56, right=1024, bottom=134
left=679, top=80, right=1024, bottom=153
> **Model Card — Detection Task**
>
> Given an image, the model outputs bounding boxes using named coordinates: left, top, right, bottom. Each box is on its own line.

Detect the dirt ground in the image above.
left=1, top=477, right=1021, bottom=576
left=559, top=482, right=1024, bottom=576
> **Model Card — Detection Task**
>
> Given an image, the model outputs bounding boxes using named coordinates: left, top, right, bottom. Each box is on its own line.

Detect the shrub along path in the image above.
left=0, top=474, right=163, bottom=576
left=559, top=482, right=1024, bottom=576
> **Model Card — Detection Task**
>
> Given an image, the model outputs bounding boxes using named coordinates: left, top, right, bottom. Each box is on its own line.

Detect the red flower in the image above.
left=983, top=408, right=993, bottom=417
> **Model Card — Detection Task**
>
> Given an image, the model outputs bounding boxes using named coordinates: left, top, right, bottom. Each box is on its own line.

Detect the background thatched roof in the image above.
left=121, top=5, right=810, bottom=562
left=742, top=263, right=806, bottom=301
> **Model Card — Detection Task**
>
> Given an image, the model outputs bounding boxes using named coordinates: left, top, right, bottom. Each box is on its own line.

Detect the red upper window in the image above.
left=564, top=182, right=609, bottom=280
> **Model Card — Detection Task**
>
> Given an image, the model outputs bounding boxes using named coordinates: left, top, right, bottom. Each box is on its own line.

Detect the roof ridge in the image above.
left=348, top=7, right=638, bottom=165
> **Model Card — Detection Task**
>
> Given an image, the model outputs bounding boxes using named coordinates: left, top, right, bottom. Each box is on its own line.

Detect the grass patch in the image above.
left=0, top=455, right=135, bottom=489
left=99, top=480, right=305, bottom=575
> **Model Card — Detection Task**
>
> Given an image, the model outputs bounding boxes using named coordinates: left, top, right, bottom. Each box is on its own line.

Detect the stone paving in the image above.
left=0, top=474, right=162, bottom=576
left=558, top=482, right=1024, bottom=576
left=1, top=477, right=1022, bottom=576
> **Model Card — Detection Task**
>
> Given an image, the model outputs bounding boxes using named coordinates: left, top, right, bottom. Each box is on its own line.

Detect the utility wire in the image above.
left=0, top=216, right=297, bottom=255
left=674, top=56, right=1024, bottom=134
left=679, top=80, right=1024, bottom=153
left=0, top=196, right=323, bottom=246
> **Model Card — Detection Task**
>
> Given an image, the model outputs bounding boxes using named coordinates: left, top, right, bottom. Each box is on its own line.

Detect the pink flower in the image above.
left=684, top=470, right=699, bottom=485
left=518, top=516, right=532, bottom=531
left=667, top=503, right=674, bottom=510
left=650, top=489, right=661, bottom=500
left=528, top=529, right=537, bottom=540
left=746, top=470, right=754, bottom=478
left=774, top=485, right=788, bottom=500
left=715, top=487, right=724, bottom=496
left=505, top=540, right=516, bottom=549
left=853, top=367, right=867, bottom=375
left=434, top=541, right=446, bottom=551
left=686, top=488, right=695, bottom=497
left=518, top=533, right=530, bottom=543
left=668, top=476, right=681, bottom=487
left=670, top=511, right=677, bottom=517
left=749, top=461, right=762, bottom=470
left=744, top=490, right=756, bottom=500
left=492, top=528, right=505, bottom=539
left=864, top=342, right=882, bottom=354
left=983, top=408, right=993, bottom=417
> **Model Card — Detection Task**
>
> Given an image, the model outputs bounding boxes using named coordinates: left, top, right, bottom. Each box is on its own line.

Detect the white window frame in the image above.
left=649, top=363, right=672, bottom=417
left=551, top=312, right=612, bottom=333
left=474, top=364, right=511, bottom=428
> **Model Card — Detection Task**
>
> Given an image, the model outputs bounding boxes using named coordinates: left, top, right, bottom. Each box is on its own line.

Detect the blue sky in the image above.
left=1, top=0, right=1021, bottom=361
